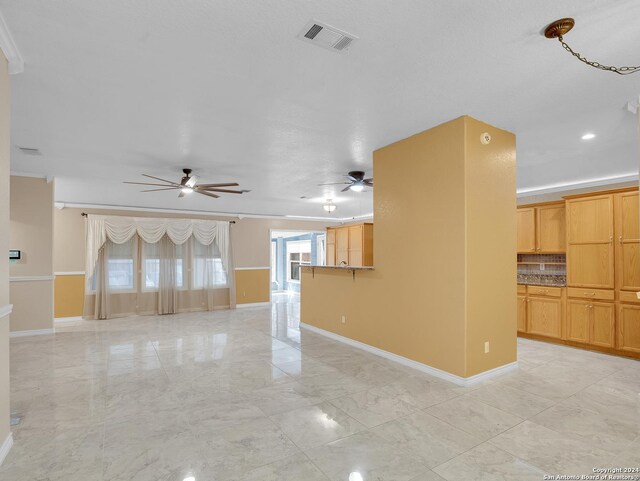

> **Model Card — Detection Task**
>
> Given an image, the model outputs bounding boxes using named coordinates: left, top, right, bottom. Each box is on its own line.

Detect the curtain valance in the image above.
left=85, top=215, right=231, bottom=281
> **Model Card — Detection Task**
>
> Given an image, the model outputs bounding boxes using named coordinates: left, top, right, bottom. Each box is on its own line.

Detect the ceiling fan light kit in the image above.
left=323, top=200, right=337, bottom=213
left=544, top=17, right=640, bottom=75
left=124, top=168, right=245, bottom=200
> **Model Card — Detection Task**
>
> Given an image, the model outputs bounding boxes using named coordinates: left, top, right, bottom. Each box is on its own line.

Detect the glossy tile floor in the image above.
left=2, top=298, right=639, bottom=481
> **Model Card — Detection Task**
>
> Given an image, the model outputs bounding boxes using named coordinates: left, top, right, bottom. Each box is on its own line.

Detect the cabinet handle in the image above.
left=619, top=236, right=623, bottom=245
left=584, top=292, right=595, bottom=296
left=610, top=236, right=613, bottom=243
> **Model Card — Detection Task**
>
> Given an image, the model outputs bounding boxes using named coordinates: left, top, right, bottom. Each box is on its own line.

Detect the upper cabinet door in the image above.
left=536, top=204, right=566, bottom=253
left=615, top=191, right=640, bottom=291
left=517, top=208, right=536, bottom=253
left=567, top=195, right=613, bottom=243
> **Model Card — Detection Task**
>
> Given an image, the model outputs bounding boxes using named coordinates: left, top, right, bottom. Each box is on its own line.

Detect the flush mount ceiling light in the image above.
left=323, top=200, right=337, bottom=213
left=544, top=18, right=640, bottom=75
left=581, top=133, right=596, bottom=140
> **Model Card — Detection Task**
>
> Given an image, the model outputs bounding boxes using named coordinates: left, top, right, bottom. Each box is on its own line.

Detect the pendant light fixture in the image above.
left=544, top=18, right=640, bottom=75
left=323, top=199, right=337, bottom=213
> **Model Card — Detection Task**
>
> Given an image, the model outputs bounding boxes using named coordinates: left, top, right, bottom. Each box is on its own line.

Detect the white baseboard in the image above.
left=236, top=302, right=271, bottom=308
left=0, top=433, right=13, bottom=466
left=10, top=328, right=55, bottom=338
left=299, top=323, right=518, bottom=387
left=54, top=316, right=83, bottom=324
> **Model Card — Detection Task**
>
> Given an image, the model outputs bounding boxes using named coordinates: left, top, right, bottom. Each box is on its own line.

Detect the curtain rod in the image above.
left=80, top=212, right=236, bottom=223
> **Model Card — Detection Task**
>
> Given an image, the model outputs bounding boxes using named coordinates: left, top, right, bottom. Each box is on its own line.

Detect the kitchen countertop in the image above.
left=306, top=265, right=375, bottom=270
left=518, top=281, right=566, bottom=287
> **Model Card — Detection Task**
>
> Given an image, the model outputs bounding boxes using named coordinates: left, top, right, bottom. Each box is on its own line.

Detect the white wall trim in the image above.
left=0, top=304, right=12, bottom=320
left=9, top=275, right=55, bottom=282
left=0, top=433, right=13, bottom=467
left=236, top=302, right=271, bottom=308
left=299, top=323, right=518, bottom=387
left=235, top=267, right=270, bottom=271
left=54, top=271, right=85, bottom=276
left=517, top=173, right=639, bottom=197
left=55, top=316, right=83, bottom=324
left=10, top=328, right=55, bottom=338
left=54, top=201, right=344, bottom=223
left=0, top=10, right=23, bottom=74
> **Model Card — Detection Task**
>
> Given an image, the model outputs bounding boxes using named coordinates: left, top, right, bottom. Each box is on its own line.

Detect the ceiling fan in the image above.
left=318, top=170, right=373, bottom=192
left=124, top=168, right=246, bottom=199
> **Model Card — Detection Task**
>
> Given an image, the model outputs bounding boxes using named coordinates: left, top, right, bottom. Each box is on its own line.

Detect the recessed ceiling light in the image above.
left=581, top=133, right=596, bottom=140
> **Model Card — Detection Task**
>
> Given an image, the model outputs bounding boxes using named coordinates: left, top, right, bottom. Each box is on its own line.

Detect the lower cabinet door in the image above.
left=527, top=297, right=562, bottom=339
left=618, top=303, right=640, bottom=353
left=517, top=295, right=527, bottom=332
left=590, top=302, right=615, bottom=348
left=566, top=300, right=590, bottom=343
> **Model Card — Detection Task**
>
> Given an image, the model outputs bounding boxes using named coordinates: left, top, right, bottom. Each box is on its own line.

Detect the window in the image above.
left=316, top=234, right=326, bottom=266
left=107, top=238, right=136, bottom=290
left=193, top=240, right=228, bottom=288
left=286, top=240, right=311, bottom=282
left=143, top=242, right=184, bottom=290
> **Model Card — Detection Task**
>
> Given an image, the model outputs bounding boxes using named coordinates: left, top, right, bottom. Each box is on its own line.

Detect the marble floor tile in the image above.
left=433, top=442, right=548, bottom=481
left=6, top=304, right=634, bottom=481
left=425, top=396, right=523, bottom=440
left=305, top=431, right=433, bottom=481
left=371, top=410, right=483, bottom=468
left=270, top=401, right=366, bottom=450
left=466, top=383, right=555, bottom=419
left=489, top=420, right=614, bottom=474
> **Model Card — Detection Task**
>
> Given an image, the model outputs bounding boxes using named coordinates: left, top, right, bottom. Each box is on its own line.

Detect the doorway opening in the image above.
left=270, top=229, right=326, bottom=303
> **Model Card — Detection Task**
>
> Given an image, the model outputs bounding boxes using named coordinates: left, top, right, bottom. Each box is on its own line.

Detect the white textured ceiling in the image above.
left=2, top=0, right=640, bottom=218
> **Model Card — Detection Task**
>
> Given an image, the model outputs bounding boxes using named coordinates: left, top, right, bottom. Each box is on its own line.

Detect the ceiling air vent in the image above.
left=297, top=20, right=358, bottom=53
left=17, top=147, right=41, bottom=156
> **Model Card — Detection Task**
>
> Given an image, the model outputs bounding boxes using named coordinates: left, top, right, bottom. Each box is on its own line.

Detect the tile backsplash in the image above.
left=517, top=254, right=566, bottom=286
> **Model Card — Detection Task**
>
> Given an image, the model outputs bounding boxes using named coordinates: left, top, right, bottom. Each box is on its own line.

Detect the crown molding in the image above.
left=517, top=173, right=639, bottom=197
left=0, top=10, right=23, bottom=74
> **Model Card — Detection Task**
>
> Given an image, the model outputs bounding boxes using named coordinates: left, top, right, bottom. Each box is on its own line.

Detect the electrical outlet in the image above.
left=539, top=263, right=545, bottom=271
left=243, top=291, right=246, bottom=297
left=484, top=341, right=490, bottom=354
left=341, top=315, right=346, bottom=324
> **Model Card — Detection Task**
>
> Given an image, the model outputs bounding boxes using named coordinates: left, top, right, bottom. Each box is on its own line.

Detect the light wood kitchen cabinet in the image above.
left=517, top=295, right=527, bottom=332
left=618, top=303, right=640, bottom=354
left=517, top=203, right=565, bottom=253
left=567, top=300, right=615, bottom=347
left=615, top=191, right=640, bottom=292
left=527, top=295, right=563, bottom=339
left=326, top=222, right=373, bottom=267
left=566, top=194, right=614, bottom=289
left=517, top=208, right=536, bottom=253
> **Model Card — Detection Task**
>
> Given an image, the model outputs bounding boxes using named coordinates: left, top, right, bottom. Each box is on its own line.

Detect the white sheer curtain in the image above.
left=84, top=216, right=234, bottom=319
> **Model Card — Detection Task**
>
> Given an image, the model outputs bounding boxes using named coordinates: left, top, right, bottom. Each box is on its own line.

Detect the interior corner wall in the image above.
left=301, top=116, right=517, bottom=379
left=0, top=53, right=12, bottom=460
left=463, top=117, right=517, bottom=376
left=9, top=176, right=55, bottom=332
left=52, top=207, right=336, bottom=312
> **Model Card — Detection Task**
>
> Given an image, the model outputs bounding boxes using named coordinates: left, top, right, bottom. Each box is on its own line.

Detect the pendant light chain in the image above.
left=557, top=36, right=640, bottom=75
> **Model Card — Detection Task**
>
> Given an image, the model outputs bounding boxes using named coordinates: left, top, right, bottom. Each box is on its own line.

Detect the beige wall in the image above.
left=301, top=116, right=517, bottom=379
left=9, top=176, right=54, bottom=332
left=53, top=207, right=336, bottom=309
left=0, top=53, right=11, bottom=457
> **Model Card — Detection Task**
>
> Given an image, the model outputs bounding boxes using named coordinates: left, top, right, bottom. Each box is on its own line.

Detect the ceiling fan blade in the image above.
left=124, top=181, right=178, bottom=187
left=197, top=190, right=220, bottom=199
left=346, top=175, right=358, bottom=182
left=178, top=191, right=185, bottom=198
left=364, top=178, right=373, bottom=183
left=140, top=187, right=181, bottom=192
left=341, top=185, right=352, bottom=192
left=185, top=175, right=198, bottom=188
left=317, top=182, right=351, bottom=186
left=141, top=174, right=180, bottom=186
left=198, top=188, right=244, bottom=194
left=197, top=183, right=240, bottom=188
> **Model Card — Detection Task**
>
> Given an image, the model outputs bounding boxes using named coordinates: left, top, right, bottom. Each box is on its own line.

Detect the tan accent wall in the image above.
left=9, top=176, right=54, bottom=332
left=235, top=269, right=270, bottom=304
left=53, top=275, right=85, bottom=318
left=53, top=207, right=335, bottom=313
left=301, top=116, right=516, bottom=378
left=0, top=53, right=11, bottom=453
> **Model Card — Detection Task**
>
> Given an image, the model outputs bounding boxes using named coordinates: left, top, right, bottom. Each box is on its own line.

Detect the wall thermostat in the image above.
left=9, top=249, right=21, bottom=260
left=480, top=132, right=491, bottom=145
